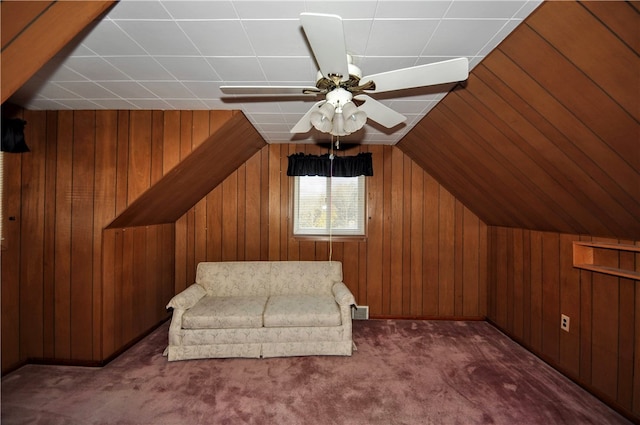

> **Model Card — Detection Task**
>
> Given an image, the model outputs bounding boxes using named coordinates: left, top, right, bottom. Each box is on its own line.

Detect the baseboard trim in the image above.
left=369, top=315, right=486, bottom=321
left=2, top=317, right=171, bottom=375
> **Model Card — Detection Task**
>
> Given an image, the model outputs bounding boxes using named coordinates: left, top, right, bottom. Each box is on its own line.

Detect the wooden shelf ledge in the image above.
left=573, top=241, right=640, bottom=280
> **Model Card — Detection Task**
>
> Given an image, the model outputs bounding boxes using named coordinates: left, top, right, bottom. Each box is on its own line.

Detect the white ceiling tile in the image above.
left=36, top=64, right=88, bottom=83
left=425, top=19, right=507, bottom=56
left=64, top=57, right=131, bottom=81
left=374, top=1, right=451, bottom=19
left=36, top=83, right=81, bottom=100
left=156, top=57, right=221, bottom=81
left=259, top=57, right=316, bottom=82
left=163, top=99, right=209, bottom=109
left=242, top=20, right=309, bottom=56
left=207, top=57, right=265, bottom=81
left=54, top=99, right=103, bottom=109
left=182, top=82, right=224, bottom=99
left=139, top=81, right=197, bottom=98
left=234, top=1, right=306, bottom=19
left=445, top=1, right=527, bottom=19
left=80, top=20, right=146, bottom=56
left=98, top=81, right=157, bottom=98
left=129, top=99, right=174, bottom=109
left=8, top=0, right=539, bottom=145
left=477, top=19, right=522, bottom=56
left=366, top=20, right=439, bottom=56
left=514, top=0, right=543, bottom=19
left=342, top=20, right=375, bottom=56
left=304, top=1, right=378, bottom=19
left=179, top=21, right=254, bottom=56
left=117, top=21, right=200, bottom=55
left=91, top=99, right=139, bottom=109
left=162, top=1, right=238, bottom=19
left=57, top=82, right=120, bottom=99
left=106, top=0, right=173, bottom=19
left=106, top=57, right=175, bottom=80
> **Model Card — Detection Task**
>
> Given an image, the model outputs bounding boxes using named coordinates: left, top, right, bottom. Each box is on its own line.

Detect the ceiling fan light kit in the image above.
left=221, top=13, right=470, bottom=140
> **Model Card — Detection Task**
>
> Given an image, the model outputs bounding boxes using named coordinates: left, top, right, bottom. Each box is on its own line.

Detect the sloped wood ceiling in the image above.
left=107, top=112, right=266, bottom=228
left=0, top=1, right=115, bottom=103
left=398, top=0, right=639, bottom=240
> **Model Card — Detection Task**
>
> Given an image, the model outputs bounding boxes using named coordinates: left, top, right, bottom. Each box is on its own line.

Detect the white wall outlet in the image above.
left=352, top=305, right=369, bottom=320
left=561, top=314, right=570, bottom=332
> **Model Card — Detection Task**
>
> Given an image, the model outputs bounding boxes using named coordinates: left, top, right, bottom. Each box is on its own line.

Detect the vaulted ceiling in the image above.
left=2, top=1, right=639, bottom=240
left=398, top=1, right=639, bottom=239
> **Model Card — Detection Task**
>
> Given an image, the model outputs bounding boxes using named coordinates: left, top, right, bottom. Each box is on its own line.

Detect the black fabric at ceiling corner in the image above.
left=287, top=152, right=373, bottom=177
left=1, top=118, right=29, bottom=153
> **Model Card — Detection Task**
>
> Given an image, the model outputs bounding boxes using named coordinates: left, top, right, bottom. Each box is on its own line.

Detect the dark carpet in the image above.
left=1, top=320, right=631, bottom=424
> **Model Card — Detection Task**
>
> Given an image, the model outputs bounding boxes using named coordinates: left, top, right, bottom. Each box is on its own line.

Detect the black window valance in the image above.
left=286, top=152, right=373, bottom=177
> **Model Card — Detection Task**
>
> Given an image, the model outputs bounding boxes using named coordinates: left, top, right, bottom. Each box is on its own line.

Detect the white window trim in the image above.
left=292, top=175, right=366, bottom=238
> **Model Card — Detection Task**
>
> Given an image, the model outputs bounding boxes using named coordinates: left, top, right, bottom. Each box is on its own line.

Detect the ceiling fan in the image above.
left=221, top=13, right=469, bottom=137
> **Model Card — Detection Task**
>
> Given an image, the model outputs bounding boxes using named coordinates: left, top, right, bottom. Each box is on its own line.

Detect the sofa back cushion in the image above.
left=269, top=261, right=342, bottom=295
left=196, top=262, right=271, bottom=297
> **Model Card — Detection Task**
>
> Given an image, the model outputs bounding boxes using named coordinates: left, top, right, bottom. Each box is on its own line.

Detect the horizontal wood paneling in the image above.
left=175, top=143, right=488, bottom=319
left=488, top=227, right=640, bottom=420
left=397, top=0, right=640, bottom=240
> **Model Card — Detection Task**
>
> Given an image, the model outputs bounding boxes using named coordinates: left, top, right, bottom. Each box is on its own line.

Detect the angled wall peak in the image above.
left=107, top=112, right=266, bottom=228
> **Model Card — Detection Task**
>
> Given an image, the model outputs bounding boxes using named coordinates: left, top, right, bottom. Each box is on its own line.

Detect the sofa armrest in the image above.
left=166, top=283, right=206, bottom=310
left=332, top=282, right=356, bottom=307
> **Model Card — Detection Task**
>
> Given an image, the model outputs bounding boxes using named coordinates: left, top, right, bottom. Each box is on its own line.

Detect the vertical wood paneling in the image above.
left=20, top=110, right=46, bottom=359
left=2, top=110, right=236, bottom=369
left=3, top=109, right=486, bottom=373
left=70, top=111, right=95, bottom=360
left=176, top=143, right=487, bottom=320
left=488, top=228, right=640, bottom=419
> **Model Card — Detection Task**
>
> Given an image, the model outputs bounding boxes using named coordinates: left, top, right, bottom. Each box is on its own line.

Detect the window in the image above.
left=293, top=175, right=366, bottom=237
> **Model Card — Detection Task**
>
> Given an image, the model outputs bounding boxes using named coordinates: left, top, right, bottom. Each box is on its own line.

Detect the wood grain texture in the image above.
left=0, top=109, right=249, bottom=368
left=173, top=143, right=489, bottom=319
left=0, top=1, right=115, bottom=103
left=397, top=0, right=640, bottom=240
left=488, top=228, right=640, bottom=419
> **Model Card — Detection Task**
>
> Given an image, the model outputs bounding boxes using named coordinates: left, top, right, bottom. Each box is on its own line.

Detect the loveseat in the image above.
left=165, top=261, right=356, bottom=361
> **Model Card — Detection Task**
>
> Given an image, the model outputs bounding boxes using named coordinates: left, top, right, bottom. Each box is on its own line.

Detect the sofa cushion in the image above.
left=269, top=261, right=343, bottom=295
left=182, top=296, right=268, bottom=329
left=263, top=295, right=341, bottom=327
left=196, top=262, right=271, bottom=297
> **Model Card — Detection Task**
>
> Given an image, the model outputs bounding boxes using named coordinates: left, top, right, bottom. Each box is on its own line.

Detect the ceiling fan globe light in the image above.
left=342, top=102, right=367, bottom=133
left=332, top=112, right=348, bottom=136
left=310, top=102, right=336, bottom=133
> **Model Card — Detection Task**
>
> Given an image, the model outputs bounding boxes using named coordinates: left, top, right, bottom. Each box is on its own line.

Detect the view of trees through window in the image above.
left=294, top=176, right=365, bottom=236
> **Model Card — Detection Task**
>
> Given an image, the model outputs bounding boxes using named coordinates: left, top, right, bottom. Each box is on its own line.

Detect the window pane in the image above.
left=293, top=175, right=365, bottom=236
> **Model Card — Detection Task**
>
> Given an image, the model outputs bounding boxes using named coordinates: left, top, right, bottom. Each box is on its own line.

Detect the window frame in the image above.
left=290, top=175, right=367, bottom=241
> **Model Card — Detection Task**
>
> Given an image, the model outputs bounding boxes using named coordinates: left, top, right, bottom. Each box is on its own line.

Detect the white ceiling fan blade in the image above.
left=300, top=13, right=349, bottom=81
left=355, top=95, right=406, bottom=128
left=290, top=101, right=326, bottom=133
left=361, top=57, right=469, bottom=93
left=220, top=86, right=318, bottom=95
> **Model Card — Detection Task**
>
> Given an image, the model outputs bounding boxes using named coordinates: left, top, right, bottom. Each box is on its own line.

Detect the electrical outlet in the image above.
left=561, top=314, right=570, bottom=332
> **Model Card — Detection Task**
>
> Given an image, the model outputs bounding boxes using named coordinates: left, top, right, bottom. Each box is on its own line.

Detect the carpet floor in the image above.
left=1, top=319, right=631, bottom=425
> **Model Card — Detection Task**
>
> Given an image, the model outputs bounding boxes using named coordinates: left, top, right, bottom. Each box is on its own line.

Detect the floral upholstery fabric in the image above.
left=269, top=261, right=342, bottom=295
left=166, top=261, right=355, bottom=361
left=166, top=283, right=206, bottom=310
left=263, top=295, right=341, bottom=327
left=197, top=262, right=271, bottom=297
left=182, top=296, right=268, bottom=329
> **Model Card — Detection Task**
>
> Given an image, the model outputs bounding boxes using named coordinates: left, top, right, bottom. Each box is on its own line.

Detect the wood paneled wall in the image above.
left=174, top=143, right=488, bottom=319
left=1, top=108, right=239, bottom=372
left=398, top=0, right=640, bottom=240
left=487, top=227, right=640, bottom=419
